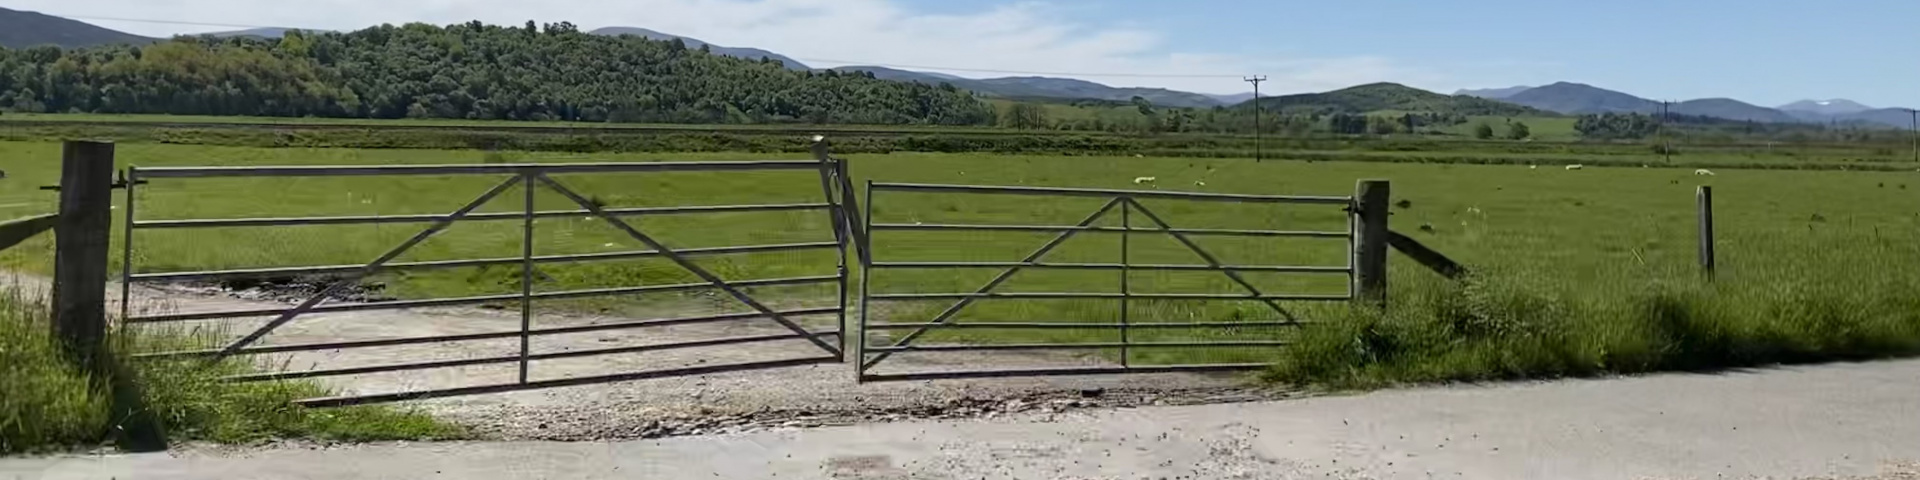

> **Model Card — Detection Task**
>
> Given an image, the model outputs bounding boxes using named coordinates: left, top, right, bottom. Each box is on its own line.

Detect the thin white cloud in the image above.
left=13, top=0, right=1462, bottom=95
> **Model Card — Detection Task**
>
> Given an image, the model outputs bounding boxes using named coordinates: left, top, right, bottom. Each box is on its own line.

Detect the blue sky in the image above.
left=22, top=0, right=1918, bottom=107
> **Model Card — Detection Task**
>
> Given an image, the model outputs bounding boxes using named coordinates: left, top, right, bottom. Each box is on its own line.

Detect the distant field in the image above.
left=1442, top=116, right=1582, bottom=141
left=6, top=113, right=1913, bottom=170
left=6, top=140, right=1918, bottom=367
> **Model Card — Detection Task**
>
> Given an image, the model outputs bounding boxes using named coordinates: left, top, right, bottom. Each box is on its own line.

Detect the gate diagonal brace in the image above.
left=533, top=174, right=843, bottom=356
left=1122, top=197, right=1299, bottom=323
left=214, top=175, right=525, bottom=358
left=861, top=197, right=1124, bottom=371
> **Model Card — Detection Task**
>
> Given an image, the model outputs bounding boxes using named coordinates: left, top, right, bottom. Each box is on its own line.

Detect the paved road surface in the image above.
left=7, top=358, right=1918, bottom=480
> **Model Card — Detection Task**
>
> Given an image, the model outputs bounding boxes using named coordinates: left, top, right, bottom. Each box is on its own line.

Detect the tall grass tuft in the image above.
left=1267, top=264, right=1920, bottom=389
left=0, top=287, right=463, bottom=454
left=0, top=289, right=108, bottom=453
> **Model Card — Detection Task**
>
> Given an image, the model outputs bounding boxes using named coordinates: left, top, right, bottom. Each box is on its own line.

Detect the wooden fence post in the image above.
left=52, top=140, right=115, bottom=369
left=1698, top=185, right=1714, bottom=279
left=1353, top=180, right=1389, bottom=305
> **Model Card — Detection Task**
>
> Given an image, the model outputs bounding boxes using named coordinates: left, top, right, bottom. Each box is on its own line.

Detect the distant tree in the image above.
left=1506, top=121, right=1532, bottom=140
left=1473, top=122, right=1495, bottom=139
left=1368, top=115, right=1400, bottom=135
left=1328, top=113, right=1368, bottom=134
left=1131, top=96, right=1155, bottom=116
left=1001, top=102, right=1051, bottom=129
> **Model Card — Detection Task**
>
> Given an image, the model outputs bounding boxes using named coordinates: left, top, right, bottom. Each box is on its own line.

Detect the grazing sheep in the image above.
left=1694, top=169, right=1715, bottom=176
left=1564, top=164, right=1584, bottom=171
left=1133, top=176, right=1157, bottom=184
left=1193, top=180, right=1207, bottom=187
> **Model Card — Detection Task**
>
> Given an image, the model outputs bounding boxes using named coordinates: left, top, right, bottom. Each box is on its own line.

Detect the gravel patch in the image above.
left=30, top=274, right=1297, bottom=442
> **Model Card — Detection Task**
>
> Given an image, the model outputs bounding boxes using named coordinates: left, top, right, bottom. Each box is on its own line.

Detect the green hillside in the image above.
left=0, top=21, right=993, bottom=125
left=0, top=7, right=155, bottom=49
left=1251, top=82, right=1546, bottom=116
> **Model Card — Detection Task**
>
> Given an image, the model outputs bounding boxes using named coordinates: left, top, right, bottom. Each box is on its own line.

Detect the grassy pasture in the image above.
left=6, top=113, right=1916, bottom=171
left=5, top=140, right=1920, bottom=377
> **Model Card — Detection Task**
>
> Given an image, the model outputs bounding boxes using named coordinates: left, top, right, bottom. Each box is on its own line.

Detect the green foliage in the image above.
left=0, top=290, right=106, bottom=452
left=999, top=102, right=1052, bottom=130
left=1268, top=267, right=1920, bottom=388
left=1472, top=122, right=1495, bottom=139
left=0, top=287, right=462, bottom=453
left=1368, top=115, right=1401, bottom=135
left=1328, top=113, right=1368, bottom=135
left=1574, top=112, right=1662, bottom=139
left=0, top=23, right=993, bottom=125
left=1506, top=121, right=1531, bottom=140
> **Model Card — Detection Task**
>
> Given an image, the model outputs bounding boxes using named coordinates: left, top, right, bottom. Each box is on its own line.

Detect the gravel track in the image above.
left=5, top=273, right=1291, bottom=440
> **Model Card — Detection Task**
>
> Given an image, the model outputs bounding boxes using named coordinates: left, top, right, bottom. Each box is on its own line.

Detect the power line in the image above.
left=55, top=12, right=1255, bottom=80
left=53, top=14, right=285, bottom=30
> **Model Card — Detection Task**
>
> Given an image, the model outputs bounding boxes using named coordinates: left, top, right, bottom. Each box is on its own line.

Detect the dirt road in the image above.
left=6, top=358, right=1919, bottom=479
left=3, top=273, right=1281, bottom=439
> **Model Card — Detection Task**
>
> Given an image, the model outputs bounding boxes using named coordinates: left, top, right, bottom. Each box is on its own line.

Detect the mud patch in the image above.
left=154, top=276, right=395, bottom=304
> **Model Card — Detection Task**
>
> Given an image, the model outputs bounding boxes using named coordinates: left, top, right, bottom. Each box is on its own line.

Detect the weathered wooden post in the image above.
left=52, top=140, right=115, bottom=368
left=1697, top=185, right=1715, bottom=279
left=1353, top=180, right=1389, bottom=305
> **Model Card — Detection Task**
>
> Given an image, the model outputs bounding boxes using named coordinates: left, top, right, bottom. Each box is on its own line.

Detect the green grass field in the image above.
left=7, top=112, right=1912, bottom=173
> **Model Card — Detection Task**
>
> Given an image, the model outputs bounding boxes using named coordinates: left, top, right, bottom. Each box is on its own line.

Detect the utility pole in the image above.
left=1909, top=108, right=1917, bottom=163
left=1245, top=75, right=1267, bottom=162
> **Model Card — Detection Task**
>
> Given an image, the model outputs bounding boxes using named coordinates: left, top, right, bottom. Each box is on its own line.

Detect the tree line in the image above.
left=996, top=98, right=1491, bottom=136
left=0, top=21, right=994, bottom=125
left=1573, top=112, right=1907, bottom=144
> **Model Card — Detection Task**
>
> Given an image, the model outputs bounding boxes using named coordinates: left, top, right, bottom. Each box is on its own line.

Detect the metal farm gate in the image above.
left=38, top=130, right=1400, bottom=405
left=118, top=146, right=863, bottom=407
left=853, top=182, right=1363, bottom=381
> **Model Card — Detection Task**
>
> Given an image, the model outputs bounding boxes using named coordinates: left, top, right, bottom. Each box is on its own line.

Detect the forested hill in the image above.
left=0, top=21, right=995, bottom=125
left=1250, top=83, right=1545, bottom=117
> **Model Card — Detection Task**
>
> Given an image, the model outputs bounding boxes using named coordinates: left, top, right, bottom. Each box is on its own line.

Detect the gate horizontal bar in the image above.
left=869, top=223, right=1348, bottom=238
left=227, top=330, right=841, bottom=382
left=133, top=161, right=821, bottom=179
left=869, top=182, right=1351, bottom=204
left=862, top=340, right=1289, bottom=352
left=295, top=356, right=842, bottom=407
left=134, top=307, right=841, bottom=359
left=861, top=321, right=1300, bottom=330
left=868, top=261, right=1349, bottom=273
left=135, top=203, right=830, bottom=229
left=858, top=363, right=1268, bottom=382
left=128, top=275, right=839, bottom=322
left=866, top=292, right=1350, bottom=301
left=130, top=242, right=837, bottom=282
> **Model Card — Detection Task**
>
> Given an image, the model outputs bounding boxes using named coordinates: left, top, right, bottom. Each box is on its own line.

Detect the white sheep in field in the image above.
left=1694, top=169, right=1715, bottom=176
left=1564, top=164, right=1584, bottom=171
left=1133, top=176, right=1157, bottom=184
